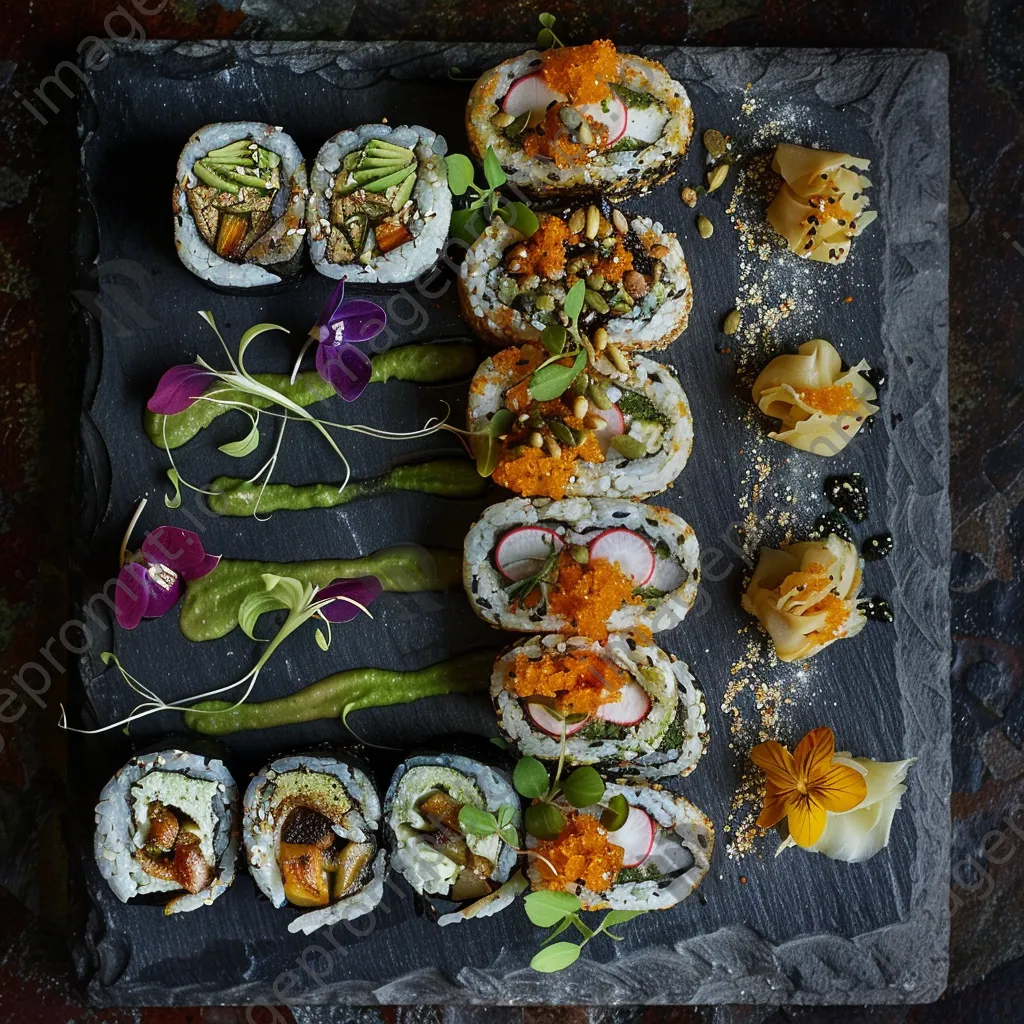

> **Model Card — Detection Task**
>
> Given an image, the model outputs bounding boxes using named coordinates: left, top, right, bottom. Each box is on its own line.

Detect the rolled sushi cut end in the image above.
left=464, top=497, right=700, bottom=637
left=466, top=41, right=693, bottom=200
left=492, top=633, right=708, bottom=779
left=308, top=124, right=452, bottom=284
left=173, top=122, right=307, bottom=289
left=384, top=753, right=521, bottom=924
left=458, top=208, right=692, bottom=351
left=243, top=754, right=385, bottom=936
left=468, top=346, right=693, bottom=499
left=526, top=781, right=714, bottom=911
left=93, top=750, right=239, bottom=915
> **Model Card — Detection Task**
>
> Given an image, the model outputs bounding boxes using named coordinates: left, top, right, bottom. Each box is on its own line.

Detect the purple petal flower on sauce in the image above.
left=318, top=576, right=383, bottom=623
left=114, top=562, right=182, bottom=630
left=316, top=341, right=374, bottom=403
left=141, top=526, right=220, bottom=581
left=147, top=363, right=217, bottom=415
left=312, top=278, right=386, bottom=401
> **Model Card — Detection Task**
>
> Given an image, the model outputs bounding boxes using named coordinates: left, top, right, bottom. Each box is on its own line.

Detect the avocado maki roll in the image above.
left=492, top=633, right=708, bottom=779
left=93, top=749, right=239, bottom=914
left=384, top=753, right=525, bottom=926
left=463, top=497, right=700, bottom=636
left=173, top=122, right=307, bottom=289
left=466, top=41, right=693, bottom=200
left=468, top=346, right=693, bottom=499
left=458, top=206, right=692, bottom=351
left=526, top=781, right=714, bottom=911
left=308, top=124, right=452, bottom=284
left=243, top=753, right=386, bottom=936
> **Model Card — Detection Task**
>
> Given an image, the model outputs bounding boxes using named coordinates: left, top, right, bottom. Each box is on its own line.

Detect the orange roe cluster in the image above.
left=798, top=382, right=860, bottom=415
left=506, top=214, right=576, bottom=279
left=541, top=40, right=618, bottom=105
left=534, top=812, right=624, bottom=893
left=808, top=593, right=852, bottom=639
left=492, top=432, right=604, bottom=500
left=548, top=552, right=641, bottom=640
left=508, top=649, right=628, bottom=717
left=567, top=236, right=634, bottom=288
left=522, top=106, right=609, bottom=169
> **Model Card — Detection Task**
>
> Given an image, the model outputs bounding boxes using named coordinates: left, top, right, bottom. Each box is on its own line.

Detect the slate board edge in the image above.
left=69, top=40, right=951, bottom=1006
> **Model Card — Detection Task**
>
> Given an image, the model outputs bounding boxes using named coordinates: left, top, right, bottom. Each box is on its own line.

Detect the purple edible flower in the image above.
left=312, top=278, right=386, bottom=402
left=148, top=363, right=217, bottom=415
left=317, top=576, right=383, bottom=623
left=115, top=526, right=220, bottom=630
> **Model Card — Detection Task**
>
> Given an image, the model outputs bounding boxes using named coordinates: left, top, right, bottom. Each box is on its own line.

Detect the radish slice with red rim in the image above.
left=591, top=405, right=625, bottom=451
left=595, top=681, right=651, bottom=726
left=495, top=525, right=564, bottom=581
left=587, top=528, right=655, bottom=585
left=525, top=702, right=589, bottom=738
left=502, top=73, right=565, bottom=117
left=607, top=806, right=656, bottom=867
left=579, top=94, right=628, bottom=145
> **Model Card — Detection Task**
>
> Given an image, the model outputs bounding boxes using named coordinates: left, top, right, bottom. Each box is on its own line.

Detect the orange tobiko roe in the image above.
left=508, top=649, right=628, bottom=717
left=541, top=40, right=619, bottom=105
left=534, top=812, right=624, bottom=894
left=506, top=214, right=576, bottom=279
left=547, top=552, right=642, bottom=640
left=797, top=382, right=860, bottom=415
left=492, top=431, right=604, bottom=500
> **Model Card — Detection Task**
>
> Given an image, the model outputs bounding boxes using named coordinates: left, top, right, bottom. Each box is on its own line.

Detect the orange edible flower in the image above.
left=533, top=812, right=624, bottom=893
left=508, top=649, right=627, bottom=717
left=750, top=727, right=867, bottom=848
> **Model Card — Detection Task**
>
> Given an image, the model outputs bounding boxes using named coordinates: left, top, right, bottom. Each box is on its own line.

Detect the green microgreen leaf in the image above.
left=528, top=347, right=587, bottom=402
left=601, top=909, right=645, bottom=934
left=540, top=324, right=568, bottom=356
left=539, top=12, right=556, bottom=28
left=530, top=942, right=580, bottom=973
left=445, top=153, right=476, bottom=196
left=563, top=279, right=586, bottom=325
left=525, top=801, right=566, bottom=840
left=536, top=28, right=556, bottom=50
left=496, top=805, right=515, bottom=828
left=458, top=805, right=499, bottom=837
left=600, top=793, right=630, bottom=832
left=513, top=756, right=551, bottom=799
left=561, top=766, right=605, bottom=809
left=237, top=590, right=289, bottom=641
left=473, top=407, right=515, bottom=477
left=483, top=147, right=507, bottom=189
left=490, top=736, right=509, bottom=750
left=237, top=323, right=286, bottom=373
left=450, top=206, right=488, bottom=246
left=496, top=201, right=540, bottom=239
left=164, top=468, right=183, bottom=509
left=540, top=915, right=577, bottom=945
left=314, top=627, right=329, bottom=651
left=499, top=824, right=519, bottom=846
left=217, top=415, right=260, bottom=457
left=524, top=890, right=581, bottom=927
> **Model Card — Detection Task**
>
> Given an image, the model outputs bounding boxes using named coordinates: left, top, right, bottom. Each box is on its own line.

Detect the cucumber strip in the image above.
left=391, top=171, right=416, bottom=211
left=192, top=160, right=240, bottom=194
left=224, top=169, right=272, bottom=190
left=358, top=157, right=413, bottom=171
left=365, top=138, right=415, bottom=157
left=206, top=140, right=251, bottom=158
left=363, top=164, right=415, bottom=194
left=352, top=164, right=407, bottom=184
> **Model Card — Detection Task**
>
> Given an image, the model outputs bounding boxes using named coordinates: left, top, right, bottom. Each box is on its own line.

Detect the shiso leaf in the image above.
left=514, top=756, right=550, bottom=799
left=529, top=348, right=587, bottom=402
left=445, top=154, right=476, bottom=196
left=524, top=889, right=580, bottom=927
left=561, top=766, right=605, bottom=809
left=530, top=942, right=580, bottom=973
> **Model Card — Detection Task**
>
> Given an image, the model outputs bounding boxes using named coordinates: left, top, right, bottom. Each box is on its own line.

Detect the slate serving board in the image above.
left=70, top=41, right=951, bottom=1006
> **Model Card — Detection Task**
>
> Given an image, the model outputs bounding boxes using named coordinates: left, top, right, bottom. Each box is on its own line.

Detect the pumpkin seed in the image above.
left=611, top=208, right=629, bottom=234
left=588, top=273, right=605, bottom=291
left=703, top=128, right=727, bottom=158
left=722, top=309, right=741, bottom=335
left=577, top=120, right=594, bottom=145
left=505, top=111, right=530, bottom=138
left=596, top=217, right=613, bottom=239
left=588, top=381, right=613, bottom=410
left=491, top=111, right=516, bottom=128
left=570, top=544, right=589, bottom=565
left=585, top=204, right=600, bottom=239
left=697, top=215, right=714, bottom=239
left=558, top=106, right=582, bottom=129
left=568, top=209, right=586, bottom=234
left=706, top=163, right=729, bottom=193
left=571, top=372, right=590, bottom=396
left=535, top=293, right=555, bottom=312
left=606, top=342, right=630, bottom=374
left=610, top=434, right=647, bottom=460
left=584, top=288, right=609, bottom=313
left=549, top=420, right=581, bottom=447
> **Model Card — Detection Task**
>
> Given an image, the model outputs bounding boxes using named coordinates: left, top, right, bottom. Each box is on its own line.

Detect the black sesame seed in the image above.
left=471, top=578, right=479, bottom=594
left=477, top=598, right=492, bottom=610
left=809, top=509, right=854, bottom=544
left=862, top=532, right=893, bottom=561
left=613, top=510, right=631, bottom=519
left=862, top=366, right=886, bottom=390
left=859, top=596, right=894, bottom=623
left=824, top=473, right=869, bottom=522
left=626, top=638, right=637, bottom=651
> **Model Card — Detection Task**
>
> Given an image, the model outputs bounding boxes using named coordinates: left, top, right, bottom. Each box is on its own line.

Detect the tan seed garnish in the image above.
left=583, top=412, right=604, bottom=429
left=544, top=436, right=562, bottom=459
left=577, top=120, right=594, bottom=145
left=611, top=208, right=629, bottom=234
left=585, top=205, right=600, bottom=239
left=568, top=208, right=586, bottom=234
left=606, top=342, right=630, bottom=374
left=593, top=326, right=609, bottom=351
left=681, top=186, right=698, bottom=207
left=707, top=164, right=730, bottom=193
left=596, top=216, right=613, bottom=239
left=529, top=431, right=544, bottom=448
left=649, top=243, right=670, bottom=258
left=697, top=215, right=714, bottom=239
left=491, top=111, right=516, bottom=128
left=722, top=309, right=741, bottom=335
left=623, top=270, right=648, bottom=299
left=703, top=129, right=727, bottom=158
left=573, top=395, right=590, bottom=419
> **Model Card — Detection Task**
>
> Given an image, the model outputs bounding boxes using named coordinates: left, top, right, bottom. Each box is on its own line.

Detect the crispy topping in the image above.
left=533, top=812, right=624, bottom=893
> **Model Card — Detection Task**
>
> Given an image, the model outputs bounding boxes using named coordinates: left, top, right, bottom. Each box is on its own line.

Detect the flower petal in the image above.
left=811, top=762, right=868, bottom=814
left=793, top=726, right=837, bottom=784
left=185, top=552, right=221, bottom=581
left=329, top=299, right=387, bottom=344
left=756, top=789, right=793, bottom=830
left=316, top=341, right=374, bottom=402
left=315, top=279, right=347, bottom=337
left=114, top=563, right=151, bottom=630
left=785, top=792, right=829, bottom=848
left=318, top=576, right=383, bottom=622
left=142, top=526, right=207, bottom=574
left=147, top=364, right=215, bottom=415
left=142, top=567, right=183, bottom=618
left=750, top=739, right=798, bottom=790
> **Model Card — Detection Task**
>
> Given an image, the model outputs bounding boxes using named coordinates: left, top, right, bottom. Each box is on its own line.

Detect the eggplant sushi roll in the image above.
left=384, top=753, right=525, bottom=926
left=469, top=346, right=693, bottom=499
left=93, top=749, right=239, bottom=914
left=464, top=497, right=700, bottom=636
left=308, top=124, right=452, bottom=283
left=459, top=206, right=691, bottom=351
left=467, top=40, right=693, bottom=199
left=173, top=122, right=307, bottom=289
left=492, top=634, right=707, bottom=779
left=527, top=781, right=714, bottom=911
left=243, top=754, right=385, bottom=936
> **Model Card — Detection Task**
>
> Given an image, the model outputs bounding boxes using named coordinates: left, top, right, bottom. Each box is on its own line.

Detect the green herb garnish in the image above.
left=446, top=146, right=539, bottom=245
left=503, top=540, right=561, bottom=614
left=610, top=83, right=655, bottom=109
left=536, top=12, right=564, bottom=50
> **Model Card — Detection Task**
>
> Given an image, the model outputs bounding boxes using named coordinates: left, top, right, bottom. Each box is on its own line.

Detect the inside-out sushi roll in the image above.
left=464, top=497, right=700, bottom=636
left=308, top=124, right=452, bottom=284
left=469, top=346, right=693, bottom=499
left=243, top=753, right=386, bottom=936
left=173, top=122, right=307, bottom=289
left=93, top=749, right=238, bottom=914
left=527, top=781, right=714, bottom=911
left=459, top=206, right=692, bottom=351
left=384, top=753, right=525, bottom=926
left=492, top=634, right=707, bottom=779
left=467, top=40, right=693, bottom=199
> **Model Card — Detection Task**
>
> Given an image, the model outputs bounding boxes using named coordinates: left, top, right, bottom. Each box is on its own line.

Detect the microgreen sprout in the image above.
left=536, top=13, right=564, bottom=51
left=445, top=146, right=539, bottom=245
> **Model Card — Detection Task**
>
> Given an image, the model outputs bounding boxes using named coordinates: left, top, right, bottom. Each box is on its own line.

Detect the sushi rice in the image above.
left=243, top=754, right=386, bottom=936
left=93, top=749, right=239, bottom=914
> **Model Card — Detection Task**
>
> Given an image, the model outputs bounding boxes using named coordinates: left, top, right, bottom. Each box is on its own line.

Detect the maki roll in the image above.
left=492, top=634, right=708, bottom=779
left=173, top=123, right=307, bottom=289
left=527, top=781, right=714, bottom=911
left=467, top=40, right=693, bottom=199
left=243, top=753, right=385, bottom=936
left=459, top=206, right=692, bottom=351
left=93, top=749, right=239, bottom=914
left=464, top=497, right=700, bottom=636
left=384, top=753, right=525, bottom=926
left=308, top=124, right=452, bottom=284
left=468, top=346, right=693, bottom=499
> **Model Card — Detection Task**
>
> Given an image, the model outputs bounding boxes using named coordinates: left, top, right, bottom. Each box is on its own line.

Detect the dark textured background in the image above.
left=0, top=1, right=1020, bottom=1022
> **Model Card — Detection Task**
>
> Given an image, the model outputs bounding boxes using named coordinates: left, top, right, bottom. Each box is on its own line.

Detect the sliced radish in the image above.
left=502, top=73, right=565, bottom=117
left=596, top=681, right=651, bottom=726
left=607, top=806, right=656, bottom=867
left=587, top=528, right=655, bottom=585
left=592, top=405, right=625, bottom=451
left=495, top=526, right=564, bottom=581
left=623, top=105, right=670, bottom=144
left=579, top=94, right=628, bottom=145
left=525, top=702, right=590, bottom=738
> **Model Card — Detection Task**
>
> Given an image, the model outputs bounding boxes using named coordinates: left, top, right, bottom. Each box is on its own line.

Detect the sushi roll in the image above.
left=492, top=633, right=708, bottom=779
left=526, top=781, right=714, bottom=911
left=243, top=753, right=386, bottom=936
left=308, top=124, right=452, bottom=284
left=468, top=346, right=693, bottom=499
left=93, top=749, right=239, bottom=914
left=466, top=40, right=693, bottom=200
left=384, top=752, right=525, bottom=926
left=464, top=497, right=700, bottom=636
left=458, top=206, right=692, bottom=351
left=173, top=122, right=307, bottom=289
